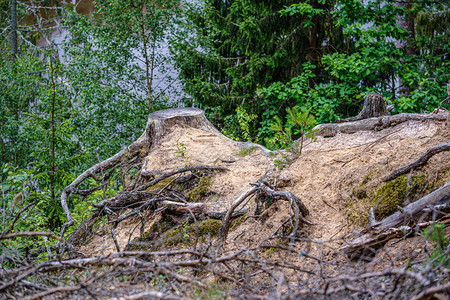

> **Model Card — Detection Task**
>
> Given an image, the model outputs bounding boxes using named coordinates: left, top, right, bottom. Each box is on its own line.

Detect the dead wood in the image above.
left=93, top=165, right=228, bottom=210
left=341, top=182, right=450, bottom=259
left=94, top=191, right=159, bottom=209
left=0, top=232, right=62, bottom=241
left=336, top=93, right=392, bottom=123
left=384, top=142, right=450, bottom=182
left=65, top=212, right=102, bottom=247
left=218, top=180, right=309, bottom=244
left=138, top=165, right=228, bottom=191
left=68, top=188, right=238, bottom=249
left=59, top=138, right=150, bottom=240
left=314, top=112, right=448, bottom=137
left=2, top=240, right=447, bottom=299
left=217, top=186, right=257, bottom=244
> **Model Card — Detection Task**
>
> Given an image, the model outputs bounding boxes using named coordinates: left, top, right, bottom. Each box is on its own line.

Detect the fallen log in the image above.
left=314, top=113, right=448, bottom=137
left=341, top=182, right=450, bottom=259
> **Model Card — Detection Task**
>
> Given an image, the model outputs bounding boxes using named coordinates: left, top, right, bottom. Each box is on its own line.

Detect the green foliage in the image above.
left=422, top=223, right=449, bottom=267
left=174, top=0, right=449, bottom=146
left=0, top=165, right=51, bottom=267
left=273, top=154, right=292, bottom=170
left=266, top=106, right=317, bottom=153
left=236, top=106, right=258, bottom=142
left=173, top=0, right=341, bottom=141
left=63, top=0, right=179, bottom=160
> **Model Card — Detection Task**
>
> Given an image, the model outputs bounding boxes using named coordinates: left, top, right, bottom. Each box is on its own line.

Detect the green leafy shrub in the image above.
left=266, top=106, right=317, bottom=154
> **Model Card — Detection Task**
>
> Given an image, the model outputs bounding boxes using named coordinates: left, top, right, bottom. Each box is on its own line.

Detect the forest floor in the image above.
left=4, top=113, right=449, bottom=299
left=82, top=115, right=449, bottom=259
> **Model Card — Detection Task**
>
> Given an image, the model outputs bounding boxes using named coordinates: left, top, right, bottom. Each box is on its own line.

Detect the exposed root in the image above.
left=218, top=179, right=309, bottom=244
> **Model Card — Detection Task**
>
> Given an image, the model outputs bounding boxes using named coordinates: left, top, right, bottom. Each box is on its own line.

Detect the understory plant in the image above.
left=267, top=107, right=317, bottom=154
left=422, top=222, right=449, bottom=267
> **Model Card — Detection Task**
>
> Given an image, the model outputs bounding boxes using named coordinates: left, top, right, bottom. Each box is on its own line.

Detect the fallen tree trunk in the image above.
left=341, top=182, right=450, bottom=259
left=314, top=113, right=448, bottom=137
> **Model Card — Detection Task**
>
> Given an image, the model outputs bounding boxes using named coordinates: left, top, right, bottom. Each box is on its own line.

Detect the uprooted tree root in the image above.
left=64, top=164, right=233, bottom=250
left=2, top=188, right=449, bottom=299
left=218, top=179, right=310, bottom=245
left=59, top=108, right=271, bottom=242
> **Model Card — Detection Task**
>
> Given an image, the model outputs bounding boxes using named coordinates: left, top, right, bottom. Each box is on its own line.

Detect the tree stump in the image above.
left=336, top=93, right=392, bottom=123
left=138, top=108, right=220, bottom=144
left=61, top=108, right=222, bottom=239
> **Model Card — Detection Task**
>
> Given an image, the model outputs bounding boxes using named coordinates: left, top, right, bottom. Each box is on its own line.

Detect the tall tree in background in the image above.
left=395, top=0, right=416, bottom=96
left=174, top=0, right=341, bottom=138
left=174, top=0, right=449, bottom=146
left=10, top=0, right=17, bottom=61
left=63, top=0, right=180, bottom=159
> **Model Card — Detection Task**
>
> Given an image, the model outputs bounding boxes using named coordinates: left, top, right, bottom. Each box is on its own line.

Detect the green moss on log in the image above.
left=346, top=171, right=428, bottom=226
left=145, top=177, right=175, bottom=193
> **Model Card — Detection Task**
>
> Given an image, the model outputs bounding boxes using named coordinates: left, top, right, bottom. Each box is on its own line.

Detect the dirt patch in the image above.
left=81, top=116, right=449, bottom=262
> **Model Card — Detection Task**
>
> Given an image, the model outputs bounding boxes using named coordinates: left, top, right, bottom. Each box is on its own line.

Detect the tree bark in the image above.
left=11, top=0, right=18, bottom=62
left=384, top=142, right=450, bottom=182
left=218, top=180, right=309, bottom=244
left=336, top=94, right=391, bottom=123
left=395, top=0, right=416, bottom=97
left=60, top=108, right=224, bottom=240
left=307, top=0, right=318, bottom=87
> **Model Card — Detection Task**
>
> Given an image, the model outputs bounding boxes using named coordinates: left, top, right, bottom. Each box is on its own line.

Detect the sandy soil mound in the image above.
left=81, top=115, right=449, bottom=258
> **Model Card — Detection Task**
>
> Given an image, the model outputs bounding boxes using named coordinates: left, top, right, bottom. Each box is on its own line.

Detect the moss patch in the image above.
left=372, top=174, right=426, bottom=220
left=372, top=175, right=408, bottom=219
left=352, top=187, right=367, bottom=199
left=162, top=218, right=222, bottom=247
left=187, top=175, right=213, bottom=202
left=145, top=177, right=175, bottom=193
left=346, top=172, right=427, bottom=226
left=236, top=146, right=257, bottom=156
left=230, top=215, right=245, bottom=230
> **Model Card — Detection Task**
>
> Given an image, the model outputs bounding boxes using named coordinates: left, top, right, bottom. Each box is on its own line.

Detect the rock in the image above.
left=277, top=171, right=294, bottom=187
